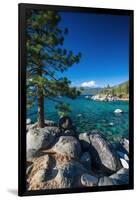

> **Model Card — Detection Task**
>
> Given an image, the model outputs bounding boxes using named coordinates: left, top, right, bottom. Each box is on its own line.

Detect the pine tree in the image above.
left=26, top=10, right=81, bottom=128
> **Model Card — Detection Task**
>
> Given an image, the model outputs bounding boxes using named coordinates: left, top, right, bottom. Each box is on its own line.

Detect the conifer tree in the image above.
left=26, top=10, right=81, bottom=128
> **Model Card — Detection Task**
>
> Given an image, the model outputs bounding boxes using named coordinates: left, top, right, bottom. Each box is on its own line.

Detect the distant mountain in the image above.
left=77, top=81, right=129, bottom=98
left=113, top=81, right=129, bottom=89
left=79, top=87, right=103, bottom=95
left=78, top=80, right=129, bottom=98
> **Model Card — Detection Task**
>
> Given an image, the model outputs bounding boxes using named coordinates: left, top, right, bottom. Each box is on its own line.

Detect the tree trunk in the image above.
left=37, top=94, right=45, bottom=128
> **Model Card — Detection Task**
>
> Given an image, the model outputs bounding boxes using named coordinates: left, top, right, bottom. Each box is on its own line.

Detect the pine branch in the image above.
left=45, top=95, right=63, bottom=104
left=42, top=69, right=57, bottom=81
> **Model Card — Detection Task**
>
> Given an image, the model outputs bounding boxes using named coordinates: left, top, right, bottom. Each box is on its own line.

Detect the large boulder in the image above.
left=59, top=116, right=73, bottom=130
left=81, top=173, right=98, bottom=187
left=78, top=132, right=91, bottom=150
left=26, top=149, right=48, bottom=162
left=27, top=122, right=37, bottom=132
left=53, top=136, right=81, bottom=159
left=44, top=120, right=56, bottom=126
left=61, top=129, right=76, bottom=137
left=54, top=168, right=73, bottom=188
left=55, top=160, right=88, bottom=188
left=27, top=153, right=88, bottom=190
left=27, top=149, right=38, bottom=161
left=30, top=169, right=46, bottom=184
left=52, top=147, right=89, bottom=188
left=27, top=120, right=56, bottom=132
left=89, top=130, right=122, bottom=175
left=28, top=155, right=50, bottom=190
left=27, top=126, right=60, bottom=151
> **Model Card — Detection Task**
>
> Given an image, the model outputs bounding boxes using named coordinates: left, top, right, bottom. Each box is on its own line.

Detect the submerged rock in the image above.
left=81, top=173, right=98, bottom=187
left=89, top=130, right=122, bottom=175
left=27, top=126, right=60, bottom=151
left=77, top=114, right=82, bottom=117
left=114, top=109, right=123, bottom=113
left=53, top=136, right=81, bottom=159
left=108, top=122, right=114, bottom=126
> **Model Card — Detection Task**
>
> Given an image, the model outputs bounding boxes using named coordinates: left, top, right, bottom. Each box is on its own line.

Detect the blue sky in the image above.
left=58, top=11, right=129, bottom=88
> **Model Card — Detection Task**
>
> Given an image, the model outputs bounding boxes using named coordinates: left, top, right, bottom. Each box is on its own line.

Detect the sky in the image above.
left=57, top=11, right=129, bottom=88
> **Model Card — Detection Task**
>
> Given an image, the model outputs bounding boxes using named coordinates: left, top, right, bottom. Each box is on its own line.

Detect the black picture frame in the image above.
left=18, top=3, right=134, bottom=196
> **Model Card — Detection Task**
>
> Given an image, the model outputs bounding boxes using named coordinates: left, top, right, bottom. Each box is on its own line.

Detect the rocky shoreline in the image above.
left=26, top=118, right=129, bottom=191
left=85, top=94, right=129, bottom=102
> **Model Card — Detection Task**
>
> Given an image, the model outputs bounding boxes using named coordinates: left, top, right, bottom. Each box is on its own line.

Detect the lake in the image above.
left=27, top=96, right=129, bottom=144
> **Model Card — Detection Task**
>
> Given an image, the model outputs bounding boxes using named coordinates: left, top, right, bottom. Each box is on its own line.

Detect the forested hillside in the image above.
left=101, top=81, right=129, bottom=98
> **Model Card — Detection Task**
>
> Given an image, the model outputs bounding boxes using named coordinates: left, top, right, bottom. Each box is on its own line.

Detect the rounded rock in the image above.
left=89, top=130, right=122, bottom=174
left=120, top=158, right=129, bottom=169
left=110, top=168, right=129, bottom=184
left=59, top=116, right=73, bottom=130
left=81, top=173, right=98, bottom=187
left=98, top=176, right=117, bottom=186
left=26, top=118, right=31, bottom=125
left=44, top=120, right=56, bottom=126
left=78, top=132, right=91, bottom=150
left=27, top=126, right=60, bottom=151
left=53, top=136, right=81, bottom=159
left=114, top=109, right=123, bottom=113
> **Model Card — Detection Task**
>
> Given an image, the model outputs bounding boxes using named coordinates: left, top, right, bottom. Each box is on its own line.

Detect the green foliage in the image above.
left=55, top=103, right=71, bottom=118
left=101, top=81, right=129, bottom=98
left=26, top=10, right=82, bottom=116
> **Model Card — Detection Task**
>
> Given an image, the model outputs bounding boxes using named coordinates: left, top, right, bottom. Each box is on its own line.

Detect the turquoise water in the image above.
left=27, top=96, right=129, bottom=143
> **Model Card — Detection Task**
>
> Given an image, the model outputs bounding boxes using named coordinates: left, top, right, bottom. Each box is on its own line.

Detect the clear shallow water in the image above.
left=27, top=96, right=129, bottom=143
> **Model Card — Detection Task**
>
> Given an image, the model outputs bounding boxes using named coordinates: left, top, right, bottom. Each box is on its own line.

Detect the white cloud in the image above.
left=80, top=80, right=96, bottom=87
